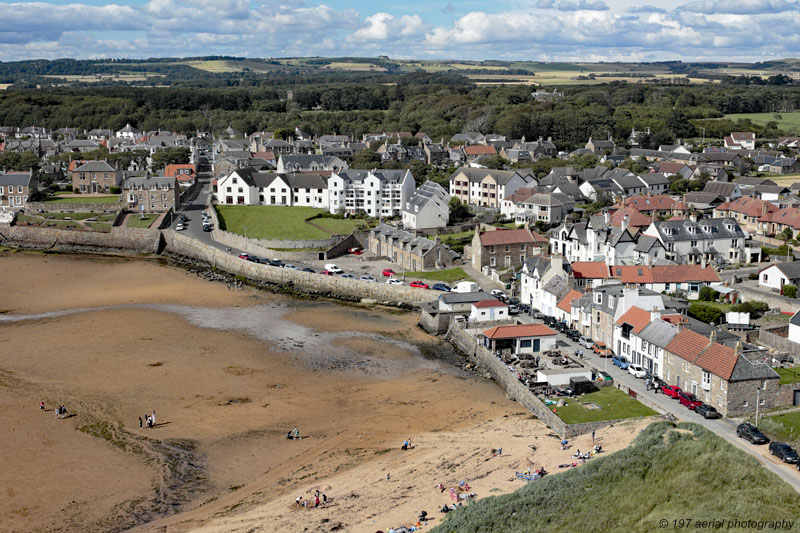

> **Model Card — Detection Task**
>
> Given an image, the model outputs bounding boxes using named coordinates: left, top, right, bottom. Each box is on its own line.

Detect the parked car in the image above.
left=737, top=423, right=769, bottom=445
left=648, top=375, right=667, bottom=392
left=432, top=283, right=451, bottom=292
left=660, top=384, right=682, bottom=399
left=321, top=270, right=334, bottom=276
left=246, top=255, right=262, bottom=264
left=678, top=391, right=702, bottom=410
left=283, top=264, right=299, bottom=270
left=519, top=303, right=531, bottom=313
left=579, top=337, right=593, bottom=349
left=628, top=364, right=647, bottom=378
left=324, top=263, right=343, bottom=274
left=340, top=273, right=355, bottom=279
left=592, top=342, right=613, bottom=357
left=565, top=329, right=581, bottom=342
left=359, top=275, right=377, bottom=282
left=386, top=278, right=403, bottom=285
left=268, top=259, right=283, bottom=267
left=302, top=267, right=315, bottom=273
left=175, top=222, right=185, bottom=231
left=382, top=268, right=396, bottom=277
left=508, top=297, right=520, bottom=306
left=769, top=442, right=799, bottom=464
left=202, top=224, right=212, bottom=232
left=695, top=404, right=721, bottom=419
left=612, top=355, right=630, bottom=369
left=556, top=322, right=568, bottom=333
left=348, top=247, right=363, bottom=255
left=409, top=281, right=429, bottom=289
left=490, top=289, right=507, bottom=301
left=238, top=253, right=249, bottom=260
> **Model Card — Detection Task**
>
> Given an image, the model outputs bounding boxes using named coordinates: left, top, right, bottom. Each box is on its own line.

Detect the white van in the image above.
left=324, top=263, right=343, bottom=274
left=452, top=281, right=480, bottom=293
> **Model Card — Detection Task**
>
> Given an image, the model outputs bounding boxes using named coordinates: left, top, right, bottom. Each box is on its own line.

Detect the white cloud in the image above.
left=680, top=0, right=798, bottom=14
left=536, top=0, right=609, bottom=10
left=348, top=13, right=425, bottom=42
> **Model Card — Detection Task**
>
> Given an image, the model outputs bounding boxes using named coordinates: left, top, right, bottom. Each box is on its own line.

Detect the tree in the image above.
left=731, top=301, right=769, bottom=317
left=449, top=197, right=472, bottom=224
left=783, top=285, right=797, bottom=299
left=151, top=147, right=190, bottom=170
left=778, top=226, right=793, bottom=241
left=273, top=127, right=293, bottom=140
left=699, top=286, right=719, bottom=302
left=688, top=303, right=723, bottom=324
left=349, top=148, right=381, bottom=169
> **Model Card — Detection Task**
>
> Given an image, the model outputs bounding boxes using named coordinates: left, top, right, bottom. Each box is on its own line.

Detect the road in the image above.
left=537, top=322, right=800, bottom=493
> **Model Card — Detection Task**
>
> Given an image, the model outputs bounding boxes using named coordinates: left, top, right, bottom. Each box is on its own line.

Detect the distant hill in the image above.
left=432, top=422, right=800, bottom=533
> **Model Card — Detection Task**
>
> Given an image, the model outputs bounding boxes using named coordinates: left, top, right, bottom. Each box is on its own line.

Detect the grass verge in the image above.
left=432, top=422, right=800, bottom=533
left=126, top=214, right=159, bottom=228
left=774, top=367, right=800, bottom=385
left=44, top=195, right=121, bottom=204
left=214, top=205, right=332, bottom=240
left=554, top=387, right=657, bottom=424
left=404, top=267, right=472, bottom=284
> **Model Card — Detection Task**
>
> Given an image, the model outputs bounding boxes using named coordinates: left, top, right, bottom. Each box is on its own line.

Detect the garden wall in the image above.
left=759, top=325, right=800, bottom=354
left=27, top=201, right=123, bottom=214
left=737, top=286, right=800, bottom=314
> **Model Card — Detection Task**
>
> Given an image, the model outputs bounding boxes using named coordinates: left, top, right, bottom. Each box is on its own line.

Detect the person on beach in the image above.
left=294, top=427, right=300, bottom=439
left=139, top=416, right=143, bottom=429
left=55, top=406, right=59, bottom=420
left=315, top=490, right=320, bottom=508
left=40, top=401, right=45, bottom=411
left=152, top=410, right=156, bottom=425
left=322, top=494, right=328, bottom=507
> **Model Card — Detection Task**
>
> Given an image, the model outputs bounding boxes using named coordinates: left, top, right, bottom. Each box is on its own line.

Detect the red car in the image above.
left=660, top=384, right=682, bottom=399
left=349, top=247, right=363, bottom=255
left=321, top=270, right=334, bottom=276
left=382, top=268, right=396, bottom=277
left=238, top=253, right=249, bottom=260
left=678, top=391, right=702, bottom=410
left=409, top=281, right=429, bottom=289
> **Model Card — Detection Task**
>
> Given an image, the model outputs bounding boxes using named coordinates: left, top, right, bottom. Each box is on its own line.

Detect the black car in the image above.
left=565, top=329, right=581, bottom=341
left=736, top=422, right=769, bottom=445
left=695, top=404, right=721, bottom=419
left=508, top=297, right=520, bottom=306
left=246, top=255, right=262, bottom=264
left=556, top=322, right=569, bottom=333
left=769, top=442, right=799, bottom=464
left=268, top=259, right=284, bottom=267
left=302, top=267, right=315, bottom=273
left=519, top=303, right=531, bottom=313
left=203, top=224, right=212, bottom=232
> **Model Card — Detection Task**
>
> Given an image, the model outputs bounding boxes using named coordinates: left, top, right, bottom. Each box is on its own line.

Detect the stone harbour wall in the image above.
left=0, top=225, right=160, bottom=254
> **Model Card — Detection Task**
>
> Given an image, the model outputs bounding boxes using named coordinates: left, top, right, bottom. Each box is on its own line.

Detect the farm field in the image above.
left=724, top=112, right=800, bottom=133
left=321, top=62, right=386, bottom=72
left=176, top=59, right=284, bottom=73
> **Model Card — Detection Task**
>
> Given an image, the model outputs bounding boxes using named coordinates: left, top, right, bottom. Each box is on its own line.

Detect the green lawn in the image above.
left=690, top=300, right=733, bottom=313
left=126, top=214, right=158, bottom=228
left=554, top=387, right=657, bottom=424
left=759, top=411, right=800, bottom=449
left=432, top=422, right=800, bottom=533
left=405, top=267, right=472, bottom=284
left=86, top=222, right=112, bottom=232
left=215, top=205, right=332, bottom=240
left=310, top=216, right=364, bottom=235
left=774, top=367, right=800, bottom=385
left=724, top=112, right=800, bottom=133
left=44, top=195, right=120, bottom=204
left=438, top=230, right=474, bottom=243
left=44, top=212, right=116, bottom=221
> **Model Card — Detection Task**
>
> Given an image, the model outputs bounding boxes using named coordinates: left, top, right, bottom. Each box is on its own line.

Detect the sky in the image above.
left=0, top=0, right=798, bottom=62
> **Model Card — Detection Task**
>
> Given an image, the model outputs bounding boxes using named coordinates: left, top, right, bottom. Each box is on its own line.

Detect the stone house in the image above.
left=471, top=226, right=547, bottom=271
left=713, top=196, right=775, bottom=233
left=642, top=217, right=759, bottom=265
left=0, top=170, right=38, bottom=210
left=663, top=329, right=779, bottom=417
left=70, top=161, right=122, bottom=193
left=368, top=224, right=459, bottom=271
left=122, top=176, right=179, bottom=213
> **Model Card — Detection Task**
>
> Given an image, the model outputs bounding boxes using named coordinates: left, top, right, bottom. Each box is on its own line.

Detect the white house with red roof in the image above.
left=608, top=264, right=721, bottom=299
left=555, top=289, right=584, bottom=325
left=724, top=132, right=755, bottom=151
left=482, top=324, right=558, bottom=354
left=469, top=299, right=509, bottom=322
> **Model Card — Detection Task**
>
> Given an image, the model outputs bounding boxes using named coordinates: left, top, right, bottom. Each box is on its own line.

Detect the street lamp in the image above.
left=244, top=225, right=248, bottom=252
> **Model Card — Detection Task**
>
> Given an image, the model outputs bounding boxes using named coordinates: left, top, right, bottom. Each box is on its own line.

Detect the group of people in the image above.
left=226, top=280, right=243, bottom=291
left=52, top=404, right=68, bottom=419
left=573, top=348, right=585, bottom=359
left=286, top=427, right=300, bottom=439
left=401, top=438, right=413, bottom=450
left=139, top=410, right=157, bottom=429
left=295, top=489, right=327, bottom=509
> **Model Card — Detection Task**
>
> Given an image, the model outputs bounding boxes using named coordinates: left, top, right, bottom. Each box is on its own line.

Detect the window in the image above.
left=763, top=274, right=769, bottom=282
left=17, top=186, right=22, bottom=193
left=505, top=244, right=510, bottom=252
left=666, top=370, right=670, bottom=380
left=520, top=339, right=532, bottom=348
left=732, top=239, right=739, bottom=247
left=690, top=240, right=697, bottom=247
left=490, top=256, right=496, bottom=267
left=720, top=380, right=724, bottom=391
left=743, top=400, right=748, bottom=407
left=685, top=362, right=689, bottom=371
left=761, top=379, right=767, bottom=390
left=702, top=371, right=711, bottom=387
left=760, top=398, right=765, bottom=406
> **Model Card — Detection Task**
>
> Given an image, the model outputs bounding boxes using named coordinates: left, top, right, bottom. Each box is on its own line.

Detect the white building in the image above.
left=642, top=217, right=754, bottom=265
left=288, top=173, right=329, bottom=209
left=277, top=154, right=347, bottom=174
left=790, top=311, right=800, bottom=345
left=520, top=256, right=567, bottom=314
left=329, top=169, right=415, bottom=218
left=626, top=316, right=679, bottom=378
left=758, top=261, right=800, bottom=293
left=469, top=300, right=509, bottom=322
left=448, top=168, right=536, bottom=209
left=115, top=123, right=140, bottom=140
left=402, top=181, right=449, bottom=230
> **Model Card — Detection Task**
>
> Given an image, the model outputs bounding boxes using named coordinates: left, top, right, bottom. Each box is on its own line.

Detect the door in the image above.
left=91, top=182, right=98, bottom=193
left=533, top=339, right=540, bottom=353
left=794, top=390, right=800, bottom=406
left=691, top=382, right=698, bottom=395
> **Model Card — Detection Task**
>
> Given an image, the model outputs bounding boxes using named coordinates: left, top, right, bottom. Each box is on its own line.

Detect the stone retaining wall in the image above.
left=737, top=286, right=800, bottom=314
left=759, top=325, right=800, bottom=354
left=162, top=231, right=433, bottom=306
left=0, top=225, right=160, bottom=253
left=28, top=201, right=123, bottom=214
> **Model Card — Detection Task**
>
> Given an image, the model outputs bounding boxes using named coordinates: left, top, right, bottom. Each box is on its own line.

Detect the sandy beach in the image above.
left=0, top=250, right=649, bottom=532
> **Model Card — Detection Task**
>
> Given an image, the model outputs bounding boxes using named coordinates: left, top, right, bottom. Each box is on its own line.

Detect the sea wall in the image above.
left=0, top=225, right=160, bottom=253
left=162, top=230, right=433, bottom=306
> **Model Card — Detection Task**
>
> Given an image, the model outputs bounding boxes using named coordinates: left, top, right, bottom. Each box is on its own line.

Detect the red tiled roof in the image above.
left=483, top=324, right=557, bottom=339
left=656, top=162, right=688, bottom=174
left=557, top=289, right=584, bottom=313
left=731, top=132, right=755, bottom=141
left=164, top=164, right=195, bottom=179
left=464, top=145, right=497, bottom=156
left=616, top=195, right=681, bottom=212
left=609, top=207, right=652, bottom=228
left=695, top=342, right=738, bottom=381
left=531, top=230, right=549, bottom=243
left=715, top=196, right=775, bottom=218
left=473, top=299, right=507, bottom=308
left=571, top=261, right=610, bottom=279
left=252, top=151, right=275, bottom=160
left=661, top=314, right=687, bottom=325
left=610, top=265, right=720, bottom=284
left=664, top=329, right=709, bottom=361
left=615, top=306, right=651, bottom=334
left=479, top=228, right=534, bottom=246
left=759, top=207, right=800, bottom=229
left=68, top=160, right=88, bottom=172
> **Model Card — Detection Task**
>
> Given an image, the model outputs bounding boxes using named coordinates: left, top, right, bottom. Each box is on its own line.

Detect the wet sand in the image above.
left=0, top=250, right=648, bottom=532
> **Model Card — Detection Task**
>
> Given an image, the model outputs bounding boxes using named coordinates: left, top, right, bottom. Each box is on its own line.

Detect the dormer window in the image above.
left=726, top=224, right=734, bottom=231
left=688, top=226, right=695, bottom=234
left=701, top=225, right=711, bottom=233
left=594, top=293, right=603, bottom=304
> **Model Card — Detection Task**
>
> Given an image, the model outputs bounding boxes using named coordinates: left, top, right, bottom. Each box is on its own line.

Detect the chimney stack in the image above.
left=734, top=340, right=742, bottom=355
left=708, top=330, right=717, bottom=347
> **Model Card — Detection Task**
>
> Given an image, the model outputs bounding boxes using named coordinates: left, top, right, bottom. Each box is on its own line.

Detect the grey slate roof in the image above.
left=448, top=168, right=528, bottom=186
left=0, top=171, right=33, bottom=187
left=338, top=169, right=411, bottom=184
left=729, top=354, right=780, bottom=382
left=703, top=181, right=738, bottom=198
left=439, top=292, right=486, bottom=305
left=406, top=181, right=448, bottom=212
left=287, top=173, right=328, bottom=190
left=634, top=235, right=662, bottom=253
left=637, top=319, right=678, bottom=348
left=791, top=310, right=800, bottom=327
left=653, top=218, right=744, bottom=242
left=123, top=176, right=175, bottom=189
left=73, top=161, right=116, bottom=173
left=772, top=261, right=800, bottom=280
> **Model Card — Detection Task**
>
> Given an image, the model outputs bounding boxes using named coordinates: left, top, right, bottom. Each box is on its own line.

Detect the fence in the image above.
left=758, top=325, right=799, bottom=354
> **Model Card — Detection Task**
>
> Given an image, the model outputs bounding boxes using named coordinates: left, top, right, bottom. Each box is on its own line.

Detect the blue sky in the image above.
left=0, top=0, right=799, bottom=62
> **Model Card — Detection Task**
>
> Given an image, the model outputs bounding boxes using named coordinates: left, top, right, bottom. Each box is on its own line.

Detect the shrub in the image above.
left=688, top=303, right=723, bottom=324
left=731, top=300, right=770, bottom=317
left=109, top=186, right=121, bottom=194
left=783, top=285, right=797, bottom=298
left=698, top=286, right=719, bottom=302
left=748, top=272, right=758, bottom=280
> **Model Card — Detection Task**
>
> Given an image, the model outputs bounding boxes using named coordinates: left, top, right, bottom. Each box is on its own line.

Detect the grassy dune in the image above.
left=433, top=422, right=800, bottom=532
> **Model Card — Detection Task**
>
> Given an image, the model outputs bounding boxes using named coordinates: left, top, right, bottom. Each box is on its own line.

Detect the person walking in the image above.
left=40, top=401, right=45, bottom=411
left=322, top=494, right=328, bottom=508
left=55, top=405, right=59, bottom=420
left=591, top=430, right=595, bottom=444
left=152, top=410, right=156, bottom=425
left=314, top=489, right=320, bottom=508
left=139, top=416, right=143, bottom=429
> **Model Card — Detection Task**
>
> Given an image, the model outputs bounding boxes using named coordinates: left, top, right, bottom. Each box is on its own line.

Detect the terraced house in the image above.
left=448, top=168, right=535, bottom=209
left=0, top=170, right=38, bottom=210
left=368, top=224, right=459, bottom=271
left=663, top=329, right=779, bottom=417
left=122, top=176, right=179, bottom=213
